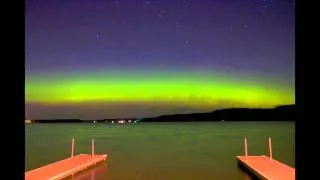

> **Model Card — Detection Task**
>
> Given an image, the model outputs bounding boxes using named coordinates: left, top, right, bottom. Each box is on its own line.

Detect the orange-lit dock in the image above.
left=25, top=138, right=107, bottom=180
left=236, top=137, right=295, bottom=180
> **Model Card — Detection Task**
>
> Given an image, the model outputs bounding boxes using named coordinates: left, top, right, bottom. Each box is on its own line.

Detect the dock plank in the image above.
left=236, top=155, right=295, bottom=180
left=25, top=154, right=107, bottom=180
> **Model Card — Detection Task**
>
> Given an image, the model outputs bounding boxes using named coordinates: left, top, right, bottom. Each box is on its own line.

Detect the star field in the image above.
left=25, top=0, right=295, bottom=119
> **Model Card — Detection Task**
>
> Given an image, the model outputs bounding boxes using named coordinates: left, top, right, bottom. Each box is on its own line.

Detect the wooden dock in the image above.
left=72, top=161, right=107, bottom=180
left=236, top=137, right=295, bottom=180
left=25, top=138, right=108, bottom=180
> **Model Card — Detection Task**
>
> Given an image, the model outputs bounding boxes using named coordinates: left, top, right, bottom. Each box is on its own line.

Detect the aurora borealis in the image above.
left=26, top=0, right=295, bottom=119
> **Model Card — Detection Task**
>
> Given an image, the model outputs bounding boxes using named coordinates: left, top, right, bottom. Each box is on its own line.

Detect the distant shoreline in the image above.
left=25, top=104, right=295, bottom=124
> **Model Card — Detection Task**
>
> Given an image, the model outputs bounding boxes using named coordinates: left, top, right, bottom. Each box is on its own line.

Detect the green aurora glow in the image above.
left=25, top=70, right=294, bottom=108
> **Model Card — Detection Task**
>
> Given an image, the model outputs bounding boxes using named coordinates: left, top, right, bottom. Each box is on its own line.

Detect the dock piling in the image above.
left=268, top=137, right=272, bottom=160
left=244, top=137, right=248, bottom=161
left=92, top=139, right=95, bottom=158
left=71, top=138, right=75, bottom=158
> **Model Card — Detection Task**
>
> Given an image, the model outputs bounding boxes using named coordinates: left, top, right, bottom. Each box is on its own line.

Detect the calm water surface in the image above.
left=25, top=122, right=295, bottom=180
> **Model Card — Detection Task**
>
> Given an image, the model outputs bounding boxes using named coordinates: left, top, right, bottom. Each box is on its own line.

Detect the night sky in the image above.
left=25, top=0, right=295, bottom=119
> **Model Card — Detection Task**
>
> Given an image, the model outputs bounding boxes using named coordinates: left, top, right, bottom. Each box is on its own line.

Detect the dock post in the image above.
left=92, top=139, right=95, bottom=158
left=268, top=137, right=272, bottom=160
left=71, top=138, right=75, bottom=158
left=244, top=137, right=248, bottom=161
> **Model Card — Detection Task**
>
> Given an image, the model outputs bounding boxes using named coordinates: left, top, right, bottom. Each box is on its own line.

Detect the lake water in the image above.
left=25, top=122, right=295, bottom=180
